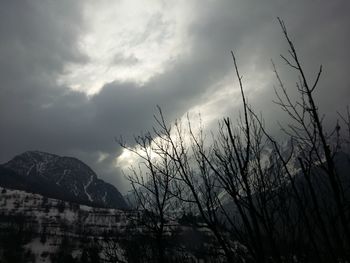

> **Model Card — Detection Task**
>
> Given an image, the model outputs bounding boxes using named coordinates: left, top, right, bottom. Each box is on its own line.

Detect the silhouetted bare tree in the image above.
left=120, top=18, right=350, bottom=263
left=120, top=130, right=179, bottom=263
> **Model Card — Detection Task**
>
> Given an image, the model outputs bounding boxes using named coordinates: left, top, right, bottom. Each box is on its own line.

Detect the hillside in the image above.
left=0, top=186, right=132, bottom=262
left=1, top=151, right=128, bottom=209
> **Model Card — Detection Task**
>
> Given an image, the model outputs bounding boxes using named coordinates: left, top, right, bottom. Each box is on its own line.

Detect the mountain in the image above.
left=1, top=151, right=128, bottom=209
left=0, top=186, right=132, bottom=262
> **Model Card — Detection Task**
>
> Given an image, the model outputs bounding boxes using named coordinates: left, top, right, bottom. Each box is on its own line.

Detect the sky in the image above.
left=0, top=0, right=349, bottom=194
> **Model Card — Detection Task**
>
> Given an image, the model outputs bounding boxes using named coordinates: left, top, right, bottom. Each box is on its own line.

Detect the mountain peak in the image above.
left=1, top=151, right=128, bottom=209
left=20, top=150, right=60, bottom=159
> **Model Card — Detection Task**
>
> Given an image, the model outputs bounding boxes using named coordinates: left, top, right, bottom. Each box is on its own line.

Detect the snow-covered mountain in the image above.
left=1, top=151, right=128, bottom=209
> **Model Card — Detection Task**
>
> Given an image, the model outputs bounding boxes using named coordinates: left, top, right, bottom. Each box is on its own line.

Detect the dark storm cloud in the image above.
left=0, top=0, right=349, bottom=193
left=187, top=0, right=350, bottom=132
left=0, top=0, right=87, bottom=152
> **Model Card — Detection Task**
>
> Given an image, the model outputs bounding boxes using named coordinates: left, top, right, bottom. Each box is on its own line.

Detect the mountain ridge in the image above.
left=0, top=151, right=128, bottom=209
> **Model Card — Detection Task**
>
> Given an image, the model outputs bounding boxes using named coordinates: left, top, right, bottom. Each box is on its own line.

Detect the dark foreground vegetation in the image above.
left=120, top=19, right=350, bottom=263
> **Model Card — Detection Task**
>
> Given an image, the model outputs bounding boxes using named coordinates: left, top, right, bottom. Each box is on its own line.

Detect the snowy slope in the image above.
left=0, top=186, right=132, bottom=263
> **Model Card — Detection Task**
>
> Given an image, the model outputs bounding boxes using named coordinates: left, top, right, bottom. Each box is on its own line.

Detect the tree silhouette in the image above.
left=121, top=19, right=350, bottom=263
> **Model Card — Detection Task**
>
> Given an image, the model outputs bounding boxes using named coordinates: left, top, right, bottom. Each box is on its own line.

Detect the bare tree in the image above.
left=247, top=17, right=350, bottom=262
left=120, top=130, right=178, bottom=263
left=119, top=18, right=350, bottom=263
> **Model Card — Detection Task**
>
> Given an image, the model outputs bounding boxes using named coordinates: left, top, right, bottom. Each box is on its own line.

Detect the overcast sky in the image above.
left=0, top=0, right=349, bottom=194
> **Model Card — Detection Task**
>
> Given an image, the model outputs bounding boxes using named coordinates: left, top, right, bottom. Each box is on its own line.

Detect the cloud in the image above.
left=58, top=0, right=193, bottom=95
left=0, top=0, right=349, bottom=193
left=112, top=53, right=139, bottom=66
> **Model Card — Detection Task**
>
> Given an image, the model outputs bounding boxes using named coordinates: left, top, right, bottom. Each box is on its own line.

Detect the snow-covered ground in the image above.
left=0, top=187, right=133, bottom=262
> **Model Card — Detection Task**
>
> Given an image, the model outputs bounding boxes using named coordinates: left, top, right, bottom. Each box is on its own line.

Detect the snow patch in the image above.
left=102, top=191, right=107, bottom=203
left=84, top=174, right=94, bottom=202
left=57, top=169, right=69, bottom=185
left=27, top=164, right=35, bottom=175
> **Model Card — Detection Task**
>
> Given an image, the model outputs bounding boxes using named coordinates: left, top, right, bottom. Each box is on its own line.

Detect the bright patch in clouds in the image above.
left=58, top=0, right=194, bottom=95
left=115, top=148, right=137, bottom=170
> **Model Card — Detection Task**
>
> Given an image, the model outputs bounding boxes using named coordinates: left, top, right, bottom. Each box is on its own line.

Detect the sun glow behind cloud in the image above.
left=114, top=64, right=273, bottom=173
left=57, top=0, right=194, bottom=95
